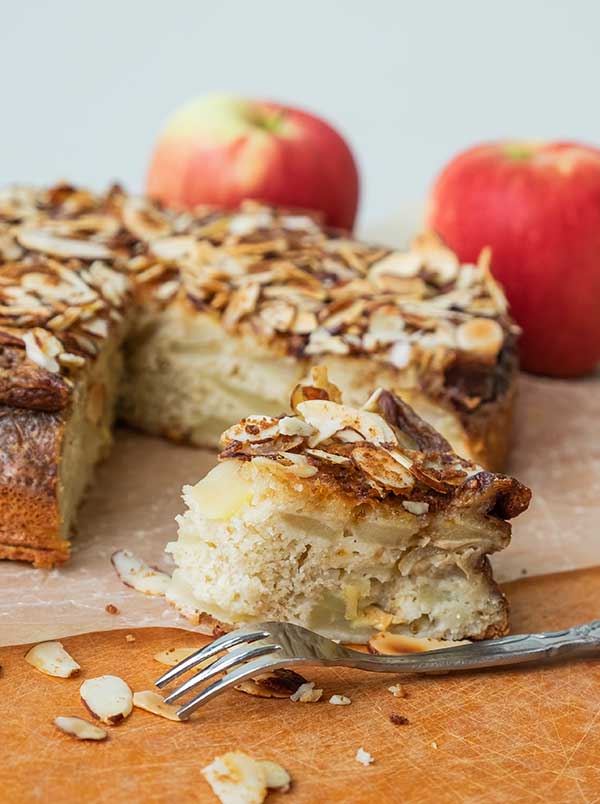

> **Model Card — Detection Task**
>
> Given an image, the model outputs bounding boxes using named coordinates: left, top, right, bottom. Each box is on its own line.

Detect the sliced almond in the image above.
left=54, top=716, right=107, bottom=741
left=80, top=675, right=133, bottom=725
left=23, top=328, right=63, bottom=373
left=370, top=251, right=421, bottom=279
left=121, top=196, right=171, bottom=241
left=297, top=400, right=396, bottom=447
left=150, top=236, right=197, bottom=261
left=132, top=691, right=182, bottom=722
left=351, top=444, right=415, bottom=492
left=235, top=668, right=307, bottom=699
left=456, top=317, right=504, bottom=359
left=278, top=416, right=315, bottom=438
left=202, top=750, right=267, bottom=804
left=25, top=641, right=80, bottom=678
left=153, top=646, right=217, bottom=668
left=369, top=632, right=470, bottom=655
left=259, top=760, right=291, bottom=792
left=17, top=229, right=112, bottom=260
left=221, top=416, right=281, bottom=445
left=111, top=549, right=171, bottom=596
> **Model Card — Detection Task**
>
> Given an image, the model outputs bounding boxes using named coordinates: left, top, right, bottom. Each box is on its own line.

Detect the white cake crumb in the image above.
left=290, top=681, right=323, bottom=702
left=355, top=747, right=374, bottom=766
left=329, top=694, right=351, bottom=705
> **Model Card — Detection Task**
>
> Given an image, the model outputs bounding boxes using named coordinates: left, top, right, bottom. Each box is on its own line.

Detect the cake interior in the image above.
left=58, top=330, right=124, bottom=544
left=118, top=306, right=473, bottom=458
left=166, top=459, right=510, bottom=642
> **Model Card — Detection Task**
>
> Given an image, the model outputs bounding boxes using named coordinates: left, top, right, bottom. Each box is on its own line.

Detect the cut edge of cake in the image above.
left=165, top=367, right=531, bottom=643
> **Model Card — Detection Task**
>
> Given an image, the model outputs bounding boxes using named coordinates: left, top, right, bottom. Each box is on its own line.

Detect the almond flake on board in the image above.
left=80, top=675, right=133, bottom=725
left=25, top=641, right=80, bottom=678
left=111, top=549, right=171, bottom=596
left=132, top=690, right=182, bottom=722
left=202, top=752, right=291, bottom=801
left=54, top=716, right=108, bottom=741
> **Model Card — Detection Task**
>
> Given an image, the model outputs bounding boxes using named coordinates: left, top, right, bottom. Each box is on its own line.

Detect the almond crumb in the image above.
left=125, top=634, right=136, bottom=643
left=431, top=740, right=438, bottom=749
left=290, top=681, right=323, bottom=703
left=387, top=683, right=407, bottom=698
left=105, top=604, right=119, bottom=615
left=329, top=694, right=351, bottom=706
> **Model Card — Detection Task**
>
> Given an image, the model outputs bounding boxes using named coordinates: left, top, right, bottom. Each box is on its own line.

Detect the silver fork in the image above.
left=156, top=619, right=600, bottom=719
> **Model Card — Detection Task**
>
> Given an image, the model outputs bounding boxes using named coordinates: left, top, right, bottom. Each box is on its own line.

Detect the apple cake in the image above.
left=0, top=183, right=518, bottom=567
left=165, top=368, right=531, bottom=642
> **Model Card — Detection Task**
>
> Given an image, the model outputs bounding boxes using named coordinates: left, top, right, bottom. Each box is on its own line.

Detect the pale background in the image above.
left=2, top=0, right=599, bottom=227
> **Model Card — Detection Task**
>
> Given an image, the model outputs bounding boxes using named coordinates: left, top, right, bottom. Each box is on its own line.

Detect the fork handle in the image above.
left=341, top=620, right=600, bottom=674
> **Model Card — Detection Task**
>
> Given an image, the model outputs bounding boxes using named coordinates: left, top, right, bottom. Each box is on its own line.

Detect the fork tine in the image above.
left=155, top=627, right=270, bottom=689
left=163, top=642, right=280, bottom=704
left=176, top=656, right=284, bottom=720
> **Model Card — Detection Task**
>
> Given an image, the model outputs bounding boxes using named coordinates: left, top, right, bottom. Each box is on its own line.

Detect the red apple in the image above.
left=427, top=140, right=600, bottom=377
left=147, top=94, right=359, bottom=230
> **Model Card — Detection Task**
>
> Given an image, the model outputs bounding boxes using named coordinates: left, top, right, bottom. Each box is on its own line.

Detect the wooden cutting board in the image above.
left=2, top=566, right=600, bottom=804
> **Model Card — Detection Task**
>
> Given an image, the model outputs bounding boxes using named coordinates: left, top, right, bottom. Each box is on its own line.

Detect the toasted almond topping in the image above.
left=456, top=317, right=504, bottom=359
left=370, top=251, right=421, bottom=279
left=54, top=716, right=108, bottom=741
left=132, top=691, right=182, bottom=721
left=25, top=641, right=80, bottom=678
left=111, top=549, right=171, bottom=596
left=278, top=416, right=315, bottom=437
left=17, top=229, right=113, bottom=260
left=23, top=328, right=63, bottom=373
left=80, top=675, right=133, bottom=725
left=297, top=400, right=396, bottom=447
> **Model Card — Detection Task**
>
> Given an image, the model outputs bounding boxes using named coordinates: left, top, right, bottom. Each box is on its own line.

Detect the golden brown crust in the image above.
left=0, top=405, right=69, bottom=565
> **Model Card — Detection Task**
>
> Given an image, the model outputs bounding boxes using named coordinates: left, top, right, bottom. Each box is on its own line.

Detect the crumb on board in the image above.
left=329, top=694, right=352, bottom=705
left=387, top=683, right=407, bottom=698
left=105, top=603, right=119, bottom=615
left=389, top=714, right=410, bottom=725
left=431, top=741, right=438, bottom=749
left=125, top=634, right=136, bottom=643
left=290, top=682, right=323, bottom=703
left=355, top=747, right=374, bottom=766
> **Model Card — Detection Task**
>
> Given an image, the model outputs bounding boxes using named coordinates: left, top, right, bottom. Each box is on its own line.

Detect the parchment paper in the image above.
left=1, top=373, right=599, bottom=647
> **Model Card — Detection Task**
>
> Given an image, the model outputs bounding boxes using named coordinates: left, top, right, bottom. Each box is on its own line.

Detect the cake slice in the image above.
left=166, top=368, right=531, bottom=642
